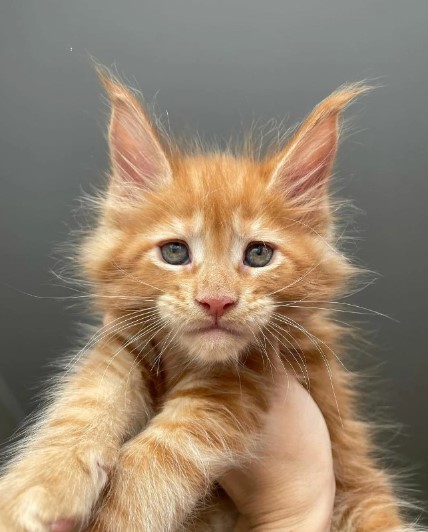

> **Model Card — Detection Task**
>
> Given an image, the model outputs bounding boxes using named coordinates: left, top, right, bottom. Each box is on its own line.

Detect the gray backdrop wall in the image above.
left=1, top=0, right=427, bottom=521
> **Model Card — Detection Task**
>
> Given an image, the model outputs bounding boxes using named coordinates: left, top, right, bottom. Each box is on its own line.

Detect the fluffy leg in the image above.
left=0, top=334, right=152, bottom=532
left=87, top=358, right=270, bottom=532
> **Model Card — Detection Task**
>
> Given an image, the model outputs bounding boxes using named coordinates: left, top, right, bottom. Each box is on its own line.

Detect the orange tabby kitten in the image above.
left=0, top=71, right=413, bottom=531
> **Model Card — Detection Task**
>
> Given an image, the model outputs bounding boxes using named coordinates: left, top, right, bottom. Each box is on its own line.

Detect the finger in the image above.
left=49, top=519, right=77, bottom=532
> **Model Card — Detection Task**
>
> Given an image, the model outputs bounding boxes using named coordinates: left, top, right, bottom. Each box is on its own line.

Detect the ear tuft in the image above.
left=95, top=64, right=135, bottom=104
left=96, top=64, right=172, bottom=191
left=268, top=82, right=372, bottom=203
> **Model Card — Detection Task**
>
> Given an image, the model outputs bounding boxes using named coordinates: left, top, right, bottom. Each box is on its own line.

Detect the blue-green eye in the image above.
left=160, top=242, right=190, bottom=265
left=244, top=242, right=274, bottom=267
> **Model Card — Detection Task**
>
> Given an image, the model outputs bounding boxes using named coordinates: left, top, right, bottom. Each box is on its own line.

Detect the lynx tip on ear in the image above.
left=92, top=62, right=133, bottom=103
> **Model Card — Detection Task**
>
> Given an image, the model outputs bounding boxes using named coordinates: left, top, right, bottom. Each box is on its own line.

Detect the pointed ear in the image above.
left=97, top=67, right=172, bottom=191
left=267, top=83, right=370, bottom=204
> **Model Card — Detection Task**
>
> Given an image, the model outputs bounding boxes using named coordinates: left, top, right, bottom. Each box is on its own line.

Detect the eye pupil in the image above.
left=244, top=242, right=273, bottom=268
left=160, top=242, right=190, bottom=265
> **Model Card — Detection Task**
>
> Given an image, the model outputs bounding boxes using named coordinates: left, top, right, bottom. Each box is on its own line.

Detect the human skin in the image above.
left=220, top=359, right=336, bottom=532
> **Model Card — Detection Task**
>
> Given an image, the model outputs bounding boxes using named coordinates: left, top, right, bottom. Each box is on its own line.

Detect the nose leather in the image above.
left=196, top=295, right=237, bottom=318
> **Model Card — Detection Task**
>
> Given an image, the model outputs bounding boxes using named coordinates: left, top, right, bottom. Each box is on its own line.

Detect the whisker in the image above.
left=265, top=257, right=324, bottom=297
left=261, top=326, right=300, bottom=384
left=275, top=301, right=396, bottom=321
left=63, top=309, right=159, bottom=372
left=152, top=323, right=184, bottom=374
left=256, top=328, right=281, bottom=382
left=121, top=322, right=171, bottom=402
left=272, top=312, right=348, bottom=372
left=63, top=311, right=146, bottom=372
left=4, top=281, right=157, bottom=304
left=112, top=262, right=168, bottom=294
left=149, top=325, right=176, bottom=373
left=265, top=322, right=310, bottom=390
left=99, top=316, right=166, bottom=384
left=246, top=326, right=270, bottom=375
left=271, top=313, right=343, bottom=426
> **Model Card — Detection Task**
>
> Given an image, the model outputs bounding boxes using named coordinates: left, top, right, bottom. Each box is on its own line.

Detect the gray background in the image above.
left=1, top=0, right=427, bottom=522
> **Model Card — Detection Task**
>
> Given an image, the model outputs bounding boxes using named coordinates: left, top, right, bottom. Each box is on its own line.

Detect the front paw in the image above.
left=86, top=449, right=147, bottom=532
left=0, top=444, right=118, bottom=532
left=87, top=438, right=201, bottom=532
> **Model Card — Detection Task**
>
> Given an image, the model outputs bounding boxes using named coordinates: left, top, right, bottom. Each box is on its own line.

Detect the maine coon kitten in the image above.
left=0, top=70, right=413, bottom=532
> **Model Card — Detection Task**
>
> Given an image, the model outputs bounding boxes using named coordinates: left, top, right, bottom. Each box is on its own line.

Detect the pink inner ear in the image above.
left=112, top=122, right=159, bottom=184
left=109, top=97, right=171, bottom=189
left=269, top=83, right=371, bottom=201
left=280, top=113, right=338, bottom=198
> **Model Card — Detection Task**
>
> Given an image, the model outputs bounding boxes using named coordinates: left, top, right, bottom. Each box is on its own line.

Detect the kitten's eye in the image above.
left=160, top=241, right=190, bottom=265
left=244, top=242, right=274, bottom=268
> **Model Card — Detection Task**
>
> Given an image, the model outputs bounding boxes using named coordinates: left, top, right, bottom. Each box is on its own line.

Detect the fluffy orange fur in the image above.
left=0, top=70, right=416, bottom=531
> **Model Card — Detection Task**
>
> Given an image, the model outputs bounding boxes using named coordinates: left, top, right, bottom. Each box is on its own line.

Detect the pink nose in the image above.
left=196, top=295, right=237, bottom=318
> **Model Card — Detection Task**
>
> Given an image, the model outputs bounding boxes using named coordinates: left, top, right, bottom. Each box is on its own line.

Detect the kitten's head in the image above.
left=82, top=71, right=368, bottom=364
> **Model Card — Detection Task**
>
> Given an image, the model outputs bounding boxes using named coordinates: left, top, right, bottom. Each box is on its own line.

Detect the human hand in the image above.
left=221, top=359, right=335, bottom=531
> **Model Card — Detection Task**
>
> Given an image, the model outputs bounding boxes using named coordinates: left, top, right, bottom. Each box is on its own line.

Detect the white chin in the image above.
left=180, top=329, right=249, bottom=363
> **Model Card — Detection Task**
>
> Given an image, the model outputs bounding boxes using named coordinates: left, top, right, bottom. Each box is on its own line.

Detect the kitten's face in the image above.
left=83, top=73, right=364, bottom=364
left=103, top=156, right=338, bottom=363
left=145, top=160, right=277, bottom=363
